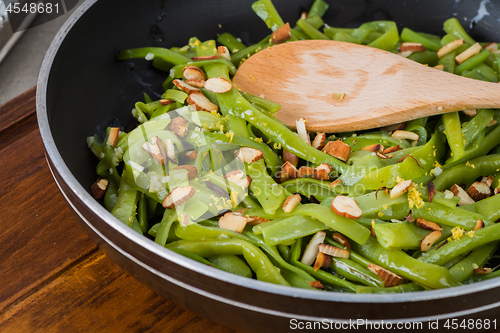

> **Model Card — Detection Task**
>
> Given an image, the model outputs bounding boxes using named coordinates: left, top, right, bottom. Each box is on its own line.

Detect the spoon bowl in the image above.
left=233, top=40, right=500, bottom=132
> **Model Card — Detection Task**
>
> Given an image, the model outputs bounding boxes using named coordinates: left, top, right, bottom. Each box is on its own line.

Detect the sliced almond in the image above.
left=397, top=50, right=413, bottom=58
left=421, top=230, right=442, bottom=252
left=482, top=175, right=494, bottom=188
left=331, top=195, right=362, bottom=219
left=467, top=181, right=492, bottom=201
left=399, top=42, right=425, bottom=53
left=462, top=109, right=477, bottom=117
left=361, top=144, right=384, bottom=153
left=173, top=79, right=200, bottom=94
left=165, top=138, right=176, bottom=163
left=433, top=64, right=445, bottom=71
left=312, top=163, right=332, bottom=180
left=271, top=22, right=291, bottom=44
left=450, top=184, right=475, bottom=205
left=107, top=127, right=120, bottom=147
left=474, top=267, right=493, bottom=275
left=473, top=219, right=484, bottom=231
left=427, top=181, right=436, bottom=203
left=318, top=243, right=350, bottom=259
left=375, top=152, right=391, bottom=159
left=185, top=150, right=198, bottom=160
left=173, top=165, right=198, bottom=180
left=296, top=118, right=311, bottom=145
left=312, top=132, right=326, bottom=150
left=246, top=215, right=270, bottom=226
left=224, top=170, right=245, bottom=183
left=330, top=178, right=342, bottom=189
left=367, top=264, right=404, bottom=287
left=283, top=149, right=299, bottom=167
left=381, top=123, right=405, bottom=132
left=204, top=77, right=233, bottom=93
left=331, top=232, right=351, bottom=249
left=236, top=147, right=264, bottom=163
left=300, top=11, right=308, bottom=19
left=298, top=166, right=314, bottom=178
left=159, top=99, right=175, bottom=106
left=187, top=92, right=219, bottom=112
left=415, top=217, right=443, bottom=231
left=488, top=119, right=498, bottom=127
left=455, top=42, right=482, bottom=64
left=218, top=212, right=248, bottom=233
left=309, top=281, right=324, bottom=289
left=313, top=251, right=332, bottom=271
left=184, top=79, right=206, bottom=88
left=322, top=140, right=351, bottom=161
left=437, top=38, right=464, bottom=58
left=235, top=175, right=252, bottom=189
left=485, top=42, right=498, bottom=53
left=218, top=46, right=231, bottom=60
left=495, top=188, right=500, bottom=195
left=168, top=116, right=190, bottom=138
left=301, top=231, right=327, bottom=265
left=391, top=130, right=419, bottom=141
left=91, top=177, right=108, bottom=199
left=182, top=65, right=206, bottom=81
left=390, top=179, right=412, bottom=199
left=282, top=194, right=301, bottom=213
left=191, top=55, right=218, bottom=61
left=162, top=186, right=196, bottom=208
left=276, top=171, right=290, bottom=183
left=142, top=136, right=168, bottom=165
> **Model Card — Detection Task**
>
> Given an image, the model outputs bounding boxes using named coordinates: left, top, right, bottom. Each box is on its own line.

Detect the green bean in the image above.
left=443, top=18, right=476, bottom=45
left=255, top=215, right=327, bottom=246
left=252, top=0, right=285, bottom=31
left=308, top=0, right=329, bottom=18
left=117, top=47, right=191, bottom=65
left=111, top=179, right=139, bottom=229
left=246, top=159, right=287, bottom=215
left=443, top=112, right=464, bottom=159
left=217, top=32, right=246, bottom=53
left=455, top=49, right=491, bottom=74
left=356, top=283, right=424, bottom=294
left=330, top=258, right=384, bottom=287
left=296, top=18, right=330, bottom=40
left=208, top=254, right=253, bottom=278
left=448, top=243, right=498, bottom=282
left=401, top=28, right=442, bottom=51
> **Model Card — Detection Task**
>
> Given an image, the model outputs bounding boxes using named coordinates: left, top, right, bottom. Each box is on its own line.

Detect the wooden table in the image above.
left=0, top=87, right=236, bottom=333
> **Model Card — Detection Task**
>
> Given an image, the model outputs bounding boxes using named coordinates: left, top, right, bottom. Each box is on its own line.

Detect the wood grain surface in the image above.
left=0, top=87, right=236, bottom=333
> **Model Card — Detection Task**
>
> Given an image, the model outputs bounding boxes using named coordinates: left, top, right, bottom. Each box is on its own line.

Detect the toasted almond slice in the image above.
left=235, top=175, right=252, bottom=189
left=283, top=149, right=299, bottom=167
left=191, top=55, right=218, bottom=61
left=298, top=166, right=314, bottom=178
left=375, top=152, right=391, bottom=159
left=456, top=42, right=482, bottom=64
left=391, top=130, right=419, bottom=141
left=474, top=267, right=493, bottom=275
left=173, top=165, right=198, bottom=180
left=467, top=181, right=492, bottom=201
left=162, top=186, right=196, bottom=208
left=488, top=119, right=498, bottom=127
left=218, top=46, right=231, bottom=60
left=236, top=147, right=264, bottom=163
left=421, top=230, right=442, bottom=252
left=271, top=22, right=291, bottom=44
left=296, top=118, right=311, bottom=145
left=185, top=150, right=198, bottom=160
left=204, top=77, right=233, bottom=93
left=450, top=184, right=475, bottom=205
left=173, top=79, right=200, bottom=94
left=433, top=64, right=445, bottom=71
left=312, top=163, right=333, bottom=180
left=276, top=171, right=290, bottom=183
left=246, top=216, right=270, bottom=226
left=485, top=42, right=498, bottom=53
left=313, top=251, right=332, bottom=271
left=184, top=79, right=206, bottom=88
left=301, top=231, right=327, bottom=265
left=495, top=188, right=500, bottom=195
left=311, top=132, right=326, bottom=150
left=482, top=175, right=494, bottom=188
left=330, top=178, right=342, bottom=189
left=390, top=179, right=412, bottom=199
left=381, top=123, right=405, bottom=132
left=91, top=178, right=108, bottom=199
left=322, top=140, right=351, bottom=161
left=361, top=144, right=384, bottom=153
left=142, top=136, right=168, bottom=165
left=167, top=116, right=190, bottom=138
left=397, top=50, right=413, bottom=58
left=282, top=194, right=301, bottom=213
left=300, top=11, right=308, bottom=19
left=165, top=138, right=176, bottom=162
left=331, top=195, right=362, bottom=219
left=331, top=232, right=351, bottom=249
left=473, top=219, right=485, bottom=231
left=399, top=42, right=425, bottom=53
left=182, top=65, right=206, bottom=81
left=187, top=92, right=219, bottom=112
left=462, top=109, right=477, bottom=117
left=159, top=99, right=175, bottom=106
left=224, top=170, right=245, bottom=183
left=367, top=264, right=404, bottom=287
left=309, top=281, right=324, bottom=289
left=218, top=212, right=248, bottom=233
left=427, top=181, right=436, bottom=203
left=437, top=38, right=464, bottom=58
left=318, top=243, right=350, bottom=259
left=382, top=145, right=402, bottom=155
left=107, top=127, right=120, bottom=147
left=416, top=217, right=443, bottom=231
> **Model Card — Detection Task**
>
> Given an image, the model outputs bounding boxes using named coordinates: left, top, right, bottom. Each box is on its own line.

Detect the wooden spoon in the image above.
left=232, top=40, right=500, bottom=132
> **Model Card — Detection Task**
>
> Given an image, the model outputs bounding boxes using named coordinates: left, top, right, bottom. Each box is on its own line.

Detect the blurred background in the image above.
left=0, top=0, right=83, bottom=105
